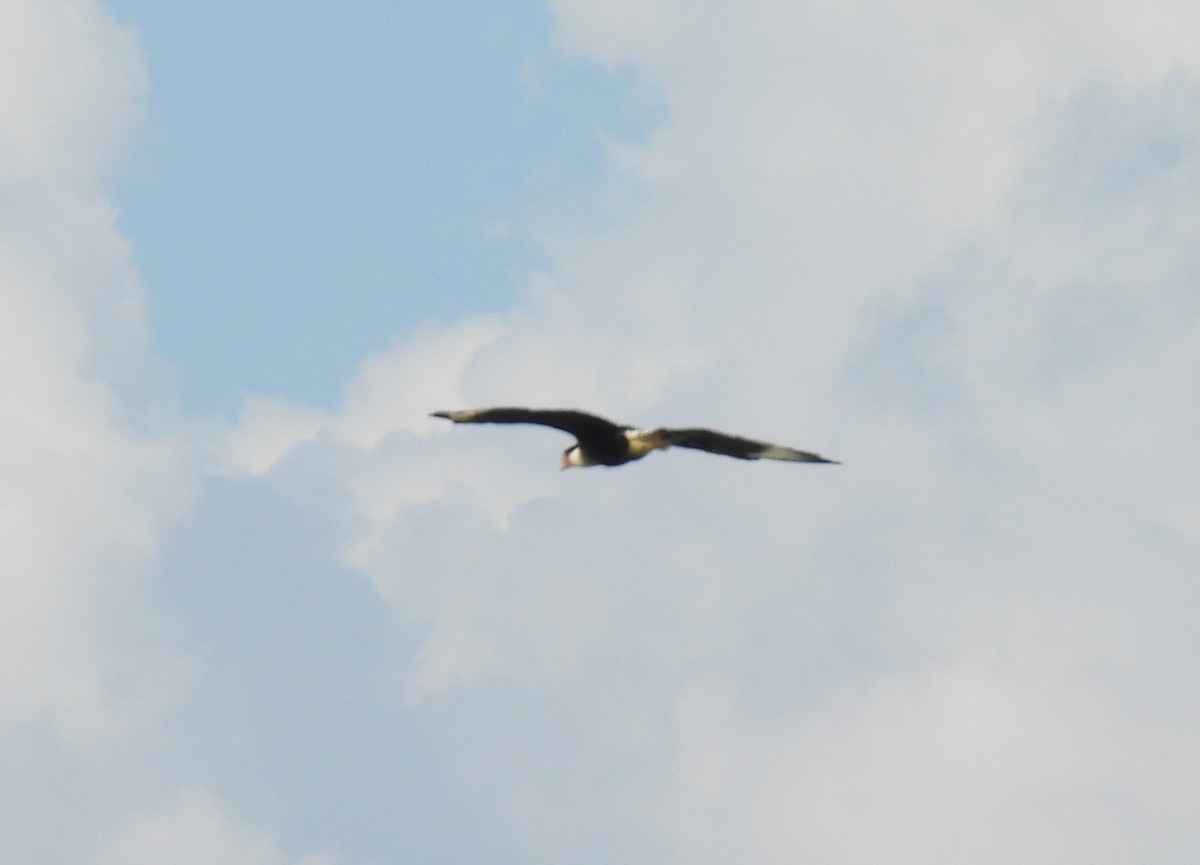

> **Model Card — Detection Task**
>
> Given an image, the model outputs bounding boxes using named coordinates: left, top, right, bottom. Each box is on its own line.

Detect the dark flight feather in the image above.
left=658, top=428, right=839, bottom=462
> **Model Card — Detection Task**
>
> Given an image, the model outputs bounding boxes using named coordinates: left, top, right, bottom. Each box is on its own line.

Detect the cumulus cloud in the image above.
left=0, top=0, right=187, bottom=747
left=7, top=0, right=1200, bottom=863
left=0, top=3, right=343, bottom=863
left=213, top=2, right=1200, bottom=863
left=0, top=0, right=144, bottom=189
left=99, top=789, right=337, bottom=865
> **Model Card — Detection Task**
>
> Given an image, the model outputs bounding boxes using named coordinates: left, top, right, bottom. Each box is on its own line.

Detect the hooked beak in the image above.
left=560, top=451, right=571, bottom=471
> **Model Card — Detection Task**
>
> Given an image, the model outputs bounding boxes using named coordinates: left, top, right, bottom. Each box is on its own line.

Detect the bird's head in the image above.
left=561, top=445, right=584, bottom=470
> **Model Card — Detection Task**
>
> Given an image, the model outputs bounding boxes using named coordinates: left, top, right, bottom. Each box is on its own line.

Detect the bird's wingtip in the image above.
left=806, top=453, right=841, bottom=464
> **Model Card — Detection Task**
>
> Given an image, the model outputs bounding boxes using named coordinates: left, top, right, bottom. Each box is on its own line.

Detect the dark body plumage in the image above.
left=430, top=407, right=839, bottom=469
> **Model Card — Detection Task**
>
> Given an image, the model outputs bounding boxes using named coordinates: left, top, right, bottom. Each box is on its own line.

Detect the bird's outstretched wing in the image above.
left=657, top=427, right=839, bottom=463
left=431, top=407, right=627, bottom=441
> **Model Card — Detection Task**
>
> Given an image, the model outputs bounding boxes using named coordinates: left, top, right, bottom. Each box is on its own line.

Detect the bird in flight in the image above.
left=431, top=407, right=840, bottom=470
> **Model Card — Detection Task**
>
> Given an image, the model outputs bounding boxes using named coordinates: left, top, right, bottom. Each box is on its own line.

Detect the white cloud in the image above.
left=670, top=649, right=1153, bottom=864
left=99, top=789, right=337, bottom=865
left=227, top=3, right=1200, bottom=862
left=0, top=0, right=144, bottom=189
left=7, top=0, right=1200, bottom=863
left=0, top=3, right=232, bottom=863
left=0, top=0, right=190, bottom=747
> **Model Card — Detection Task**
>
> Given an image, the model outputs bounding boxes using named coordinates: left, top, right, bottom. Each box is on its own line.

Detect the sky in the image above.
left=110, top=0, right=653, bottom=414
left=2, top=1, right=1199, bottom=863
